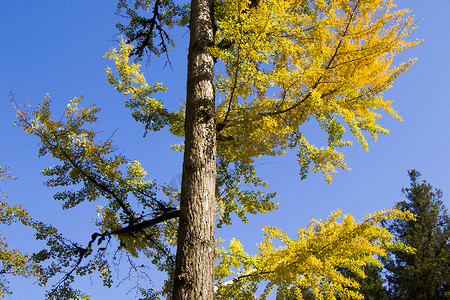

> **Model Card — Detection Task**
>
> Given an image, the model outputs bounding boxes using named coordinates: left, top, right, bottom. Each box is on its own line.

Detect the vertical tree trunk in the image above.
left=172, top=0, right=216, bottom=299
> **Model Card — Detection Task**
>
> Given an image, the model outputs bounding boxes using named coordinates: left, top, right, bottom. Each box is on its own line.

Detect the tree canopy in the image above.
left=110, top=0, right=419, bottom=182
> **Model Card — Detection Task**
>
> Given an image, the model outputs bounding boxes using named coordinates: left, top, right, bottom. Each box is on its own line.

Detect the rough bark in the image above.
left=172, top=0, right=216, bottom=299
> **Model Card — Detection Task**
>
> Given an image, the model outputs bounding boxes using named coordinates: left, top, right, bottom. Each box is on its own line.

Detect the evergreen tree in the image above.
left=383, top=170, right=450, bottom=299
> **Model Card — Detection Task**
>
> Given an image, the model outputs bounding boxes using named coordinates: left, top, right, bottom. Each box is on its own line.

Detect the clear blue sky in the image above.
left=1, top=1, right=449, bottom=299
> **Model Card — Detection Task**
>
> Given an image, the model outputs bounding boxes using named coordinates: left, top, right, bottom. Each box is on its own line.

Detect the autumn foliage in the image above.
left=2, top=0, right=422, bottom=299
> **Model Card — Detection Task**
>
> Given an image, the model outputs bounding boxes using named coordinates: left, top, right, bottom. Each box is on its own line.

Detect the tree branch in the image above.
left=214, top=215, right=382, bottom=293
left=110, top=209, right=180, bottom=236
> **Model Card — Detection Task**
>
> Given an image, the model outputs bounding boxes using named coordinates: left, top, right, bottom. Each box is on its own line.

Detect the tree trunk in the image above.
left=172, top=0, right=216, bottom=298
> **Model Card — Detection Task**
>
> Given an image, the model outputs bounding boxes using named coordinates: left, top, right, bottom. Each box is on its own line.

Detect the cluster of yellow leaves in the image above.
left=0, top=167, right=46, bottom=297
left=211, top=0, right=420, bottom=182
left=104, top=40, right=184, bottom=135
left=216, top=208, right=415, bottom=299
left=12, top=95, right=177, bottom=297
left=0, top=236, right=43, bottom=297
left=14, top=95, right=139, bottom=214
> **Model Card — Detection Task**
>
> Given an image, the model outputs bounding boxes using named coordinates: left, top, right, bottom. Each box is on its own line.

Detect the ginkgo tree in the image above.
left=7, top=0, right=420, bottom=299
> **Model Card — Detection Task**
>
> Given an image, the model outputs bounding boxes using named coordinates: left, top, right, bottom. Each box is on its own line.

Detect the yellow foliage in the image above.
left=6, top=0, right=421, bottom=298
left=211, top=0, right=420, bottom=181
left=104, top=39, right=183, bottom=134
left=0, top=167, right=46, bottom=297
left=216, top=209, right=415, bottom=299
left=106, top=0, right=420, bottom=183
